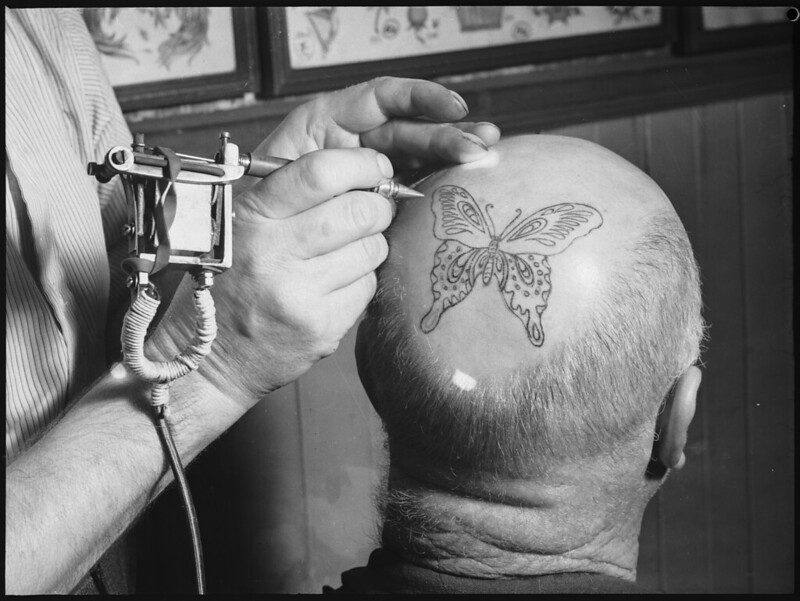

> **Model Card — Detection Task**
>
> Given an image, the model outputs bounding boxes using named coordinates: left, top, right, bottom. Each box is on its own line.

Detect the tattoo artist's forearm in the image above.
left=4, top=371, right=192, bottom=593
left=5, top=374, right=165, bottom=593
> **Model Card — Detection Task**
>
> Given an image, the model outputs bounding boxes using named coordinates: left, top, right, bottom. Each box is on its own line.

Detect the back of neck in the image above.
left=379, top=459, right=646, bottom=581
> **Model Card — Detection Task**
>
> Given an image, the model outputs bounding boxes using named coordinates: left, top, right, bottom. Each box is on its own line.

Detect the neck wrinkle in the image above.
left=379, top=464, right=640, bottom=581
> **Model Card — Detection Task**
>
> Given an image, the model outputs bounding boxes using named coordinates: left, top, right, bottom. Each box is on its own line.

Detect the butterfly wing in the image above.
left=499, top=203, right=602, bottom=256
left=421, top=192, right=600, bottom=344
left=421, top=185, right=494, bottom=332
left=420, top=241, right=488, bottom=333
left=431, top=185, right=495, bottom=249
left=493, top=203, right=601, bottom=345
left=498, top=253, right=551, bottom=346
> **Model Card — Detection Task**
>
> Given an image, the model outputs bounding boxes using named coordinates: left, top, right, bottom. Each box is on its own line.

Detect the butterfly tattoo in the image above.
left=420, top=185, right=603, bottom=347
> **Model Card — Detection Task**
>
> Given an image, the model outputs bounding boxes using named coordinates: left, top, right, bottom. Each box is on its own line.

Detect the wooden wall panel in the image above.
left=737, top=94, right=794, bottom=593
left=545, top=122, right=597, bottom=141
left=224, top=383, right=311, bottom=593
left=594, top=116, right=642, bottom=166
left=294, top=325, right=386, bottom=592
left=694, top=101, right=751, bottom=593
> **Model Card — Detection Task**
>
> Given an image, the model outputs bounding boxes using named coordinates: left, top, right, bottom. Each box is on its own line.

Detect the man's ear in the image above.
left=654, top=365, right=702, bottom=471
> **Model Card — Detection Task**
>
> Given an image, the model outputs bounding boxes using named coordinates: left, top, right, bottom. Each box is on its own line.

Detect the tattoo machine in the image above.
left=87, top=131, right=248, bottom=595
left=87, top=131, right=249, bottom=405
left=88, top=129, right=420, bottom=409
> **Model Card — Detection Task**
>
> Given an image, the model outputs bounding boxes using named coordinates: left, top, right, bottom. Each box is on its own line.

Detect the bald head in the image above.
left=357, top=134, right=703, bottom=478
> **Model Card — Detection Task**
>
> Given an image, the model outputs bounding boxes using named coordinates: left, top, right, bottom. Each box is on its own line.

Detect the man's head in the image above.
left=357, top=134, right=704, bottom=488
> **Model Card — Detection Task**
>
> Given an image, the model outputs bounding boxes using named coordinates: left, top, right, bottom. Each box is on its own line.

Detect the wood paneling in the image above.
left=738, top=94, right=794, bottom=593
left=137, top=92, right=794, bottom=594
left=224, top=382, right=310, bottom=592
left=695, top=100, right=751, bottom=593
left=295, top=326, right=385, bottom=592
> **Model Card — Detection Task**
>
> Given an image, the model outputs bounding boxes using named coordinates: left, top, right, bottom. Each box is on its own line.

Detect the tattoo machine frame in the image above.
left=88, top=131, right=246, bottom=405
left=89, top=131, right=240, bottom=290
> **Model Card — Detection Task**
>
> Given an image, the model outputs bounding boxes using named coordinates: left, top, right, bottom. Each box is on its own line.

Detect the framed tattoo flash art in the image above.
left=260, top=6, right=678, bottom=96
left=677, top=7, right=792, bottom=54
left=83, top=7, right=259, bottom=111
left=420, top=186, right=602, bottom=347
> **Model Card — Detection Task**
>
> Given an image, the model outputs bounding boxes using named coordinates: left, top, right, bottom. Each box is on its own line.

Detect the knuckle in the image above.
left=368, top=76, right=391, bottom=89
left=347, top=193, right=380, bottom=230
left=287, top=218, right=310, bottom=249
left=285, top=299, right=329, bottom=345
left=362, top=271, right=378, bottom=299
left=347, top=272, right=377, bottom=307
left=306, top=311, right=330, bottom=340
left=361, top=233, right=389, bottom=265
left=317, top=343, right=338, bottom=360
left=313, top=314, right=348, bottom=354
left=301, top=151, right=337, bottom=196
left=378, top=198, right=394, bottom=229
left=270, top=284, right=300, bottom=320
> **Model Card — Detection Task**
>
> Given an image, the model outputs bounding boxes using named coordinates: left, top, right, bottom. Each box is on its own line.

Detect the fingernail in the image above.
left=479, top=121, right=502, bottom=134
left=461, top=132, right=488, bottom=152
left=450, top=91, right=469, bottom=117
left=376, top=153, right=394, bottom=178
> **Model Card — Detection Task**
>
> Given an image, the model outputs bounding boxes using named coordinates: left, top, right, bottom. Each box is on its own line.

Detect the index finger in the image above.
left=235, top=147, right=394, bottom=221
left=317, top=77, right=470, bottom=133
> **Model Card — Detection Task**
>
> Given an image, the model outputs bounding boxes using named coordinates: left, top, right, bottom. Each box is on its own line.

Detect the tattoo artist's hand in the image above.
left=166, top=147, right=395, bottom=405
left=151, top=77, right=499, bottom=410
left=255, top=76, right=501, bottom=170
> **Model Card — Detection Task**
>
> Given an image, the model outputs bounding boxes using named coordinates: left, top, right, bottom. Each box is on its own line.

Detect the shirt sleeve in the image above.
left=60, top=8, right=132, bottom=251
left=61, top=9, right=133, bottom=314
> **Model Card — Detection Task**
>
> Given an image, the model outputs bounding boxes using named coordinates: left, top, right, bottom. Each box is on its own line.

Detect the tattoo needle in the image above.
left=238, top=153, right=424, bottom=200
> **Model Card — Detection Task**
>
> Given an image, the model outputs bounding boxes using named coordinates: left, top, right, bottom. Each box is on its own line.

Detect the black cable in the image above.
left=154, top=405, right=206, bottom=594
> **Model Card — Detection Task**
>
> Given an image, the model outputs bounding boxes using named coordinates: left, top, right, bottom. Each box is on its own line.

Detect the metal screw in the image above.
left=122, top=223, right=134, bottom=236
left=194, top=270, right=214, bottom=289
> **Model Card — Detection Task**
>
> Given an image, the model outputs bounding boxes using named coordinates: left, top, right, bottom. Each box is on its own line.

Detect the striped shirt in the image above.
left=5, top=8, right=132, bottom=461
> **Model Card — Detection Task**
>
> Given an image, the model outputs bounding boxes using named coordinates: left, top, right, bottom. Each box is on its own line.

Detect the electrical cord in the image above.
left=155, top=404, right=206, bottom=594
left=120, top=273, right=218, bottom=594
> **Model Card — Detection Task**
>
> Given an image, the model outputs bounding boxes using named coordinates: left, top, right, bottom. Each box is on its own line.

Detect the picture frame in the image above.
left=260, top=6, right=678, bottom=97
left=677, top=7, right=792, bottom=55
left=84, top=7, right=260, bottom=111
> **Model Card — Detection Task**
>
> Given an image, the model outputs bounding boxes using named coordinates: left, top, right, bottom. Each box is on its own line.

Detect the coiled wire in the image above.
left=121, top=283, right=217, bottom=407
left=120, top=279, right=217, bottom=594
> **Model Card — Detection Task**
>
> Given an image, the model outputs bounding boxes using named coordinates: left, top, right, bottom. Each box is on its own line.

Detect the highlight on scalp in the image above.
left=359, top=208, right=705, bottom=479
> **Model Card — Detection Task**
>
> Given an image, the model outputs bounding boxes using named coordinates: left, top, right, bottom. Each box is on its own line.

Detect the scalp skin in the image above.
left=381, top=134, right=677, bottom=382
